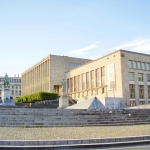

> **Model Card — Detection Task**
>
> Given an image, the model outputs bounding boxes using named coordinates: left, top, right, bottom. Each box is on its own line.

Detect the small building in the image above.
left=0, top=75, right=21, bottom=100
left=65, top=50, right=150, bottom=108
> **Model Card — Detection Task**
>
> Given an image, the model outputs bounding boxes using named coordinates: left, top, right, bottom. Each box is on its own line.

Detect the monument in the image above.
left=58, top=79, right=69, bottom=108
left=0, top=74, right=15, bottom=106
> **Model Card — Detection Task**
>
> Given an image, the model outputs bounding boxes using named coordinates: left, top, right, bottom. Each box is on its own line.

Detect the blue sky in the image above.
left=0, top=0, right=150, bottom=77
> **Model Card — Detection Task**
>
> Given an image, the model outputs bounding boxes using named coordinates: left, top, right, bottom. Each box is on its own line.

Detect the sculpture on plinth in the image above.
left=0, top=73, right=15, bottom=106
left=58, top=79, right=69, bottom=108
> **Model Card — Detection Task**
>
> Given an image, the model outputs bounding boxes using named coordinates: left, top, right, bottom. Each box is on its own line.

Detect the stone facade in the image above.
left=21, top=54, right=91, bottom=96
left=66, top=50, right=150, bottom=107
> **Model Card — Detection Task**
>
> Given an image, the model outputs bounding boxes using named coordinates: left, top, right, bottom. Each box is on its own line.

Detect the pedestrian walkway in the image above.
left=0, top=124, right=150, bottom=140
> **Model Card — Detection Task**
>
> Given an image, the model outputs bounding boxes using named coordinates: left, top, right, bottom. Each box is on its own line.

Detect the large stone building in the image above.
left=21, top=54, right=91, bottom=96
left=66, top=50, right=150, bottom=108
left=0, top=75, right=21, bottom=99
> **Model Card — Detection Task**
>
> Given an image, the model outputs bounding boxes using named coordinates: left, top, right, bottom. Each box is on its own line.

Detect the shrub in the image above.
left=15, top=92, right=58, bottom=103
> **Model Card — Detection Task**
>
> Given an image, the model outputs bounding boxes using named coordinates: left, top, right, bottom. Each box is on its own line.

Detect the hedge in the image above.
left=15, top=92, right=58, bottom=103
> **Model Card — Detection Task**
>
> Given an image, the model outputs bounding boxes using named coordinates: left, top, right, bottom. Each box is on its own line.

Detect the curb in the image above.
left=0, top=135, right=150, bottom=149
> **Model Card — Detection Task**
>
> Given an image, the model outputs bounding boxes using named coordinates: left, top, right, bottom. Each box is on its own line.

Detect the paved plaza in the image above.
left=0, top=124, right=150, bottom=140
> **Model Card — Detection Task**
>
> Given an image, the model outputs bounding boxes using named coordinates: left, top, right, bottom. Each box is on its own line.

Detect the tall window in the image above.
left=95, top=68, right=99, bottom=87
left=147, top=74, right=150, bottom=82
left=91, top=70, right=94, bottom=88
left=11, top=90, right=14, bottom=95
left=138, top=62, right=141, bottom=69
left=82, top=74, right=85, bottom=90
left=129, top=60, right=132, bottom=68
left=129, top=72, right=134, bottom=81
left=15, top=90, right=18, bottom=95
left=138, top=73, right=143, bottom=81
left=67, top=79, right=69, bottom=93
left=129, top=84, right=135, bottom=98
left=148, top=86, right=150, bottom=99
left=74, top=76, right=77, bottom=92
left=70, top=78, right=73, bottom=93
left=133, top=61, right=137, bottom=69
left=139, top=85, right=144, bottom=99
left=78, top=75, right=80, bottom=91
left=101, top=67, right=105, bottom=86
left=142, top=62, right=145, bottom=70
left=146, top=63, right=149, bottom=70
left=86, top=72, right=89, bottom=89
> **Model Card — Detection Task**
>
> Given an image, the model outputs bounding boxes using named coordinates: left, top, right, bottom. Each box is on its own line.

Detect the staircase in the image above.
left=0, top=107, right=150, bottom=127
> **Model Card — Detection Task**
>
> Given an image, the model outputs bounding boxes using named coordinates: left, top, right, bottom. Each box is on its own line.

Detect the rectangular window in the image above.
left=133, top=61, right=137, bottom=69
left=91, top=70, right=94, bottom=88
left=139, top=85, right=144, bottom=99
left=129, top=60, right=132, bottom=68
left=102, top=88, right=104, bottom=94
left=15, top=90, right=18, bottom=95
left=95, top=68, right=99, bottom=87
left=11, top=90, right=14, bottom=95
left=82, top=74, right=85, bottom=90
left=139, top=101, right=145, bottom=105
left=19, top=90, right=21, bottom=95
left=86, top=72, right=89, bottom=89
left=95, top=90, right=98, bottom=95
left=138, top=73, right=143, bottom=81
left=129, top=84, right=135, bottom=98
left=142, top=62, right=145, bottom=70
left=138, top=62, right=141, bottom=69
left=147, top=74, right=150, bottom=82
left=101, top=67, right=105, bottom=86
left=148, top=86, right=150, bottom=99
left=74, top=76, right=77, bottom=92
left=130, top=101, right=136, bottom=107
left=78, top=75, right=80, bottom=91
left=129, top=72, right=134, bottom=81
left=70, top=78, right=73, bottom=93
left=67, top=79, right=69, bottom=93
left=146, top=63, right=149, bottom=70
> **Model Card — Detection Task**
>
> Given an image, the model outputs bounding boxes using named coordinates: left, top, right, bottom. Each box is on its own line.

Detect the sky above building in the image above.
left=0, top=0, right=150, bottom=77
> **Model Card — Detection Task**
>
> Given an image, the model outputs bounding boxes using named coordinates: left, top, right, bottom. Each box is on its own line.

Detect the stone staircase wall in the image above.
left=0, top=107, right=150, bottom=127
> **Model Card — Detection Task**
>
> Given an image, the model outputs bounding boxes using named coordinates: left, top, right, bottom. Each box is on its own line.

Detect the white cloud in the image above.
left=69, top=41, right=101, bottom=55
left=111, top=39, right=150, bottom=53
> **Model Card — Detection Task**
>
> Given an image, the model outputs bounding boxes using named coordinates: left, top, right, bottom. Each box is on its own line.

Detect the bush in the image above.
left=15, top=92, right=58, bottom=103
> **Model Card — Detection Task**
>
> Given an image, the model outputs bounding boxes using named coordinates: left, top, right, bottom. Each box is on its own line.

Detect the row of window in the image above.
left=0, top=78, right=21, bottom=83
left=130, top=100, right=149, bottom=107
left=130, top=84, right=150, bottom=99
left=129, top=60, right=150, bottom=70
left=71, top=88, right=105, bottom=99
left=68, top=62, right=82, bottom=68
left=0, top=85, right=21, bottom=89
left=67, top=67, right=105, bottom=93
left=129, top=72, right=150, bottom=82
left=0, top=90, right=21, bottom=95
left=11, top=90, right=21, bottom=95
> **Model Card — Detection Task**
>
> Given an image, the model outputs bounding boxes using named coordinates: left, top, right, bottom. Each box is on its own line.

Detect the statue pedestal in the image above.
left=58, top=92, right=69, bottom=109
left=1, top=89, right=15, bottom=106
